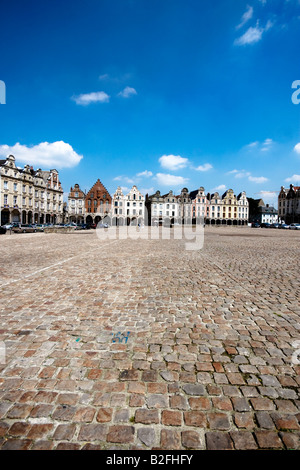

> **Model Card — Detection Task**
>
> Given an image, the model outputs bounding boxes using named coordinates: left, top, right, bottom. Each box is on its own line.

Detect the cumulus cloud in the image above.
left=159, top=154, right=189, bottom=171
left=72, top=91, right=110, bottom=105
left=113, top=175, right=135, bottom=184
left=136, top=170, right=153, bottom=177
left=118, top=86, right=137, bottom=98
left=213, top=184, right=226, bottom=191
left=227, top=169, right=251, bottom=178
left=294, top=143, right=300, bottom=154
left=0, top=141, right=83, bottom=169
left=256, top=190, right=278, bottom=198
left=155, top=173, right=189, bottom=187
left=248, top=175, right=269, bottom=183
left=285, top=174, right=300, bottom=183
left=194, top=163, right=213, bottom=172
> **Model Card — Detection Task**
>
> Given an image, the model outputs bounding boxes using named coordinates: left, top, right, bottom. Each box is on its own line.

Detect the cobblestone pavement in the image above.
left=0, top=226, right=299, bottom=450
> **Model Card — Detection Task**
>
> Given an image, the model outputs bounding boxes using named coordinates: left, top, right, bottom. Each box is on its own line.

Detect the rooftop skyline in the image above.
left=1, top=0, right=300, bottom=209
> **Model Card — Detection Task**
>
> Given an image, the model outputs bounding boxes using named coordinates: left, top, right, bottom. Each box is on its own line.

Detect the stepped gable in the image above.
left=86, top=178, right=111, bottom=200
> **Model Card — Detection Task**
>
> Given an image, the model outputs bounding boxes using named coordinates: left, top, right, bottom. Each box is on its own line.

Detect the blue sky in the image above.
left=1, top=0, right=300, bottom=207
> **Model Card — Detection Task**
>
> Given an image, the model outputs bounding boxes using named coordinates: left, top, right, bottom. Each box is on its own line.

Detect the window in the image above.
left=14, top=183, right=17, bottom=191
left=4, top=181, right=8, bottom=190
left=75, top=192, right=78, bottom=198
left=13, top=196, right=17, bottom=205
left=4, top=194, right=8, bottom=204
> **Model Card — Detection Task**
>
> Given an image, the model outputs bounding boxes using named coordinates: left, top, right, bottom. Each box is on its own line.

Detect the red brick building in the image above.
left=85, top=179, right=112, bottom=225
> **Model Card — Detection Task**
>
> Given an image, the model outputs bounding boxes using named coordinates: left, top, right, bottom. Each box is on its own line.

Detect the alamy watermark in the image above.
left=291, top=80, right=300, bottom=105
left=0, top=80, right=6, bottom=104
left=292, top=340, right=300, bottom=365
left=0, top=341, right=5, bottom=364
left=95, top=213, right=205, bottom=251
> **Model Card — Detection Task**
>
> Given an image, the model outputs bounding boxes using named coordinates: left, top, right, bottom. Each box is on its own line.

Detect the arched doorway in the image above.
left=86, top=215, right=93, bottom=225
left=22, top=211, right=27, bottom=224
left=11, top=209, right=20, bottom=223
left=1, top=209, right=10, bottom=225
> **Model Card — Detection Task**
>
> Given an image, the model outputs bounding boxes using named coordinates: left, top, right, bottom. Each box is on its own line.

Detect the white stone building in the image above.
left=0, top=154, right=64, bottom=225
left=112, top=185, right=145, bottom=225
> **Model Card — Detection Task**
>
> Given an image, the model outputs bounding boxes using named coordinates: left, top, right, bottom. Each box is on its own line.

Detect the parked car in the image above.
left=261, top=223, right=271, bottom=228
left=252, top=223, right=260, bottom=228
left=97, top=223, right=109, bottom=228
left=35, top=224, right=45, bottom=232
left=279, top=224, right=290, bottom=229
left=0, top=226, right=7, bottom=234
left=86, top=223, right=96, bottom=229
left=2, top=223, right=13, bottom=230
left=12, top=224, right=37, bottom=233
left=78, top=224, right=90, bottom=230
left=289, top=223, right=300, bottom=230
left=270, top=223, right=280, bottom=228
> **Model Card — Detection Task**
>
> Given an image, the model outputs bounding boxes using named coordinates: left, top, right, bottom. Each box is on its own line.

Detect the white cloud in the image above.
left=248, top=175, right=269, bottom=183
left=213, top=184, right=226, bottom=191
left=155, top=173, right=189, bottom=187
left=136, top=170, right=153, bottom=177
left=294, top=143, right=300, bottom=154
left=140, top=187, right=155, bottom=195
left=235, top=171, right=251, bottom=178
left=195, top=163, right=213, bottom=172
left=113, top=175, right=135, bottom=184
left=0, top=141, right=83, bottom=169
left=118, top=86, right=137, bottom=98
left=227, top=169, right=250, bottom=178
left=285, top=174, right=300, bottom=183
left=246, top=141, right=259, bottom=148
left=261, top=138, right=273, bottom=150
left=256, top=190, right=278, bottom=199
left=236, top=5, right=254, bottom=30
left=234, top=24, right=264, bottom=45
left=234, top=19, right=272, bottom=46
left=72, top=91, right=110, bottom=105
left=159, top=154, right=189, bottom=171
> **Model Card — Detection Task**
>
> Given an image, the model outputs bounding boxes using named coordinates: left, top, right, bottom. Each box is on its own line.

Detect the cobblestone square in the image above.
left=0, top=226, right=299, bottom=450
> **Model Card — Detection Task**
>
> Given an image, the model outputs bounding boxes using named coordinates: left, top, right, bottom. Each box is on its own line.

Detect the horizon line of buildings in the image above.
left=1, top=154, right=299, bottom=227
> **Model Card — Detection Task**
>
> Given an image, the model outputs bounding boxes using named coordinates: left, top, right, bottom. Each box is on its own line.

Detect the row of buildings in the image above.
left=68, top=183, right=249, bottom=226
left=1, top=154, right=299, bottom=227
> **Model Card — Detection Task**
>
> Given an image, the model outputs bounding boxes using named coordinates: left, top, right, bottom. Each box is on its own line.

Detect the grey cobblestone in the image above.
left=0, top=227, right=299, bottom=449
